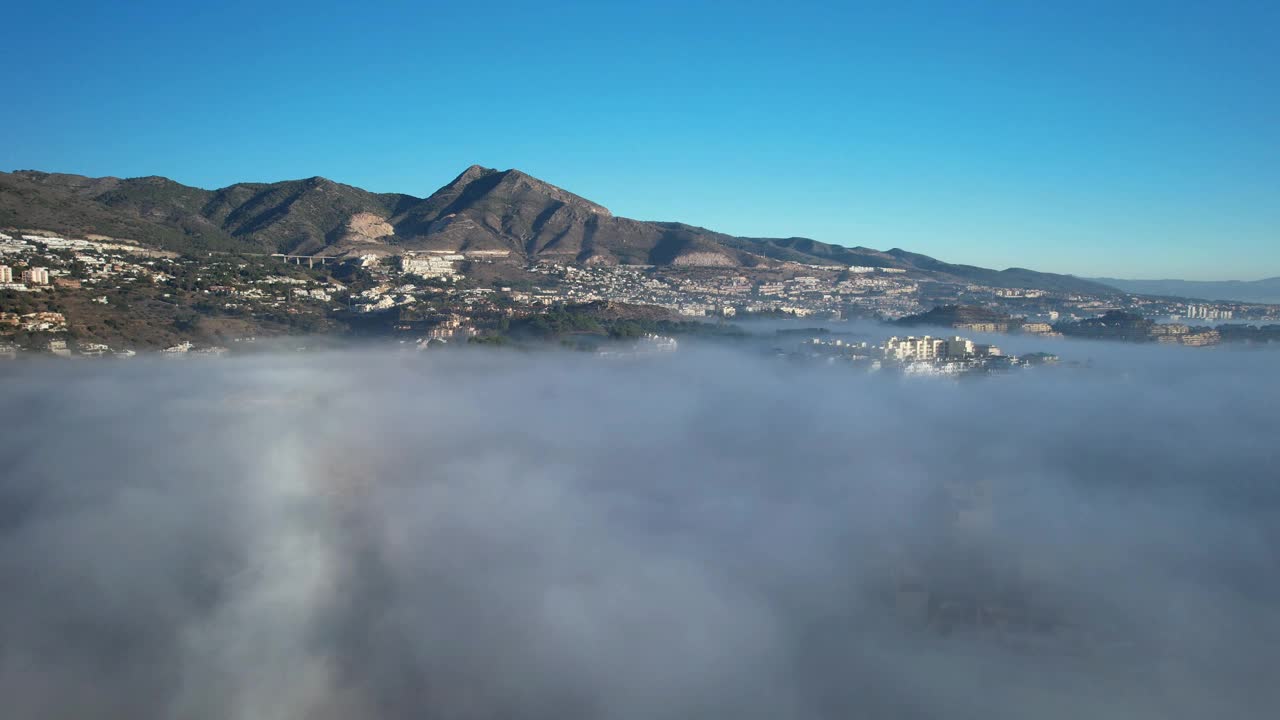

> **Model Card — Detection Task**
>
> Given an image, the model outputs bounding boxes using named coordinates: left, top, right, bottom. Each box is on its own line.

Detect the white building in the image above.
left=0, top=265, right=11, bottom=283
left=1184, top=304, right=1233, bottom=320
left=21, top=267, right=50, bottom=285
left=884, top=335, right=993, bottom=362
left=883, top=335, right=945, bottom=361
left=400, top=253, right=459, bottom=278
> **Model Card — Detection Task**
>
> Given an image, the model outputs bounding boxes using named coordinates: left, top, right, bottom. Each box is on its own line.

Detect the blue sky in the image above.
left=2, top=1, right=1276, bottom=279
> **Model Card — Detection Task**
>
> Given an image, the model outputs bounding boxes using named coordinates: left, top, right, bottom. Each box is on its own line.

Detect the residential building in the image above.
left=943, top=336, right=975, bottom=358
left=401, top=253, right=459, bottom=278
left=20, top=312, right=66, bottom=331
left=1021, top=322, right=1054, bottom=334
left=21, top=267, right=50, bottom=285
left=1151, top=324, right=1189, bottom=338
left=884, top=335, right=946, bottom=361
left=1185, top=304, right=1233, bottom=320
left=1180, top=330, right=1221, bottom=347
left=955, top=321, right=1009, bottom=333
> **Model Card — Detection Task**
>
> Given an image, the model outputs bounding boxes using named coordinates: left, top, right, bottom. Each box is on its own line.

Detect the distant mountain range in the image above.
left=1092, top=277, right=1280, bottom=305
left=1, top=165, right=1114, bottom=295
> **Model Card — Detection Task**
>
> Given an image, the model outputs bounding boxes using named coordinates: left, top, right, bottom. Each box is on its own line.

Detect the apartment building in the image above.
left=21, top=267, right=50, bottom=285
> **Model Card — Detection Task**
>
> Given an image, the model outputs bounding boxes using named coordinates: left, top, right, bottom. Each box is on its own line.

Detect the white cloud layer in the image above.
left=1, top=344, right=1278, bottom=719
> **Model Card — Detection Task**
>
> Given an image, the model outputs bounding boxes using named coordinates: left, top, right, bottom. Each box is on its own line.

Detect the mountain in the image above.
left=1, top=165, right=1114, bottom=294
left=0, top=171, right=406, bottom=254
left=1092, top=277, right=1280, bottom=305
left=385, top=166, right=748, bottom=266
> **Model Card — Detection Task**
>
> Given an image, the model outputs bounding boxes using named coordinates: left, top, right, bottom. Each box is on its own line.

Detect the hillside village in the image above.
left=2, top=227, right=1278, bottom=359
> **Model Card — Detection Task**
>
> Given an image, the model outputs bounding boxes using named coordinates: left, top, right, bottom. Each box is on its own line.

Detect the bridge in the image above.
left=206, top=251, right=337, bottom=268
left=270, top=254, right=335, bottom=268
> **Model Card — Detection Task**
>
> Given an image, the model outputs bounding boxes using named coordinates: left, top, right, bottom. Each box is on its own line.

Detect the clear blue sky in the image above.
left=3, top=1, right=1276, bottom=279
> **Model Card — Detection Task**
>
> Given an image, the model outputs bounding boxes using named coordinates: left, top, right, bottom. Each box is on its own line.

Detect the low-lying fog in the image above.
left=2, top=340, right=1277, bottom=719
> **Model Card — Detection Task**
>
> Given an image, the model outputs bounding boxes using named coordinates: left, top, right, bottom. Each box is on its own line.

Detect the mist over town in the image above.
left=5, top=1, right=1279, bottom=718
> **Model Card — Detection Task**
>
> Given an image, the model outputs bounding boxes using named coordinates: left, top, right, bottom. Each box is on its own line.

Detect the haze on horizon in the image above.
left=3, top=1, right=1277, bottom=280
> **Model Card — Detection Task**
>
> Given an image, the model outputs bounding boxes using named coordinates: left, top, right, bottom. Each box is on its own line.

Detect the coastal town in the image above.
left=2, top=229, right=1278, bottom=359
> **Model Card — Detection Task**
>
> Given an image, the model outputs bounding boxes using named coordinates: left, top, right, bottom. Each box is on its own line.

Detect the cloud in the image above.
left=1, top=343, right=1278, bottom=719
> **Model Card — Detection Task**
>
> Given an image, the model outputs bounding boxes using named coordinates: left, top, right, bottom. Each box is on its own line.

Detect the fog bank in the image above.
left=1, top=345, right=1278, bottom=719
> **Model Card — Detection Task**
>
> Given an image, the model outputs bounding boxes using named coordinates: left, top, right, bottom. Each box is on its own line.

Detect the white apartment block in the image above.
left=1184, top=304, right=1233, bottom=320
left=400, top=254, right=459, bottom=278
left=21, top=267, right=50, bottom=285
left=883, top=335, right=945, bottom=361
left=884, top=335, right=987, bottom=361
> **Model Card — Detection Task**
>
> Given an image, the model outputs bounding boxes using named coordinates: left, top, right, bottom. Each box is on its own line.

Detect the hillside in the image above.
left=895, top=305, right=1017, bottom=328
left=1055, top=311, right=1156, bottom=342
left=2, top=165, right=1115, bottom=293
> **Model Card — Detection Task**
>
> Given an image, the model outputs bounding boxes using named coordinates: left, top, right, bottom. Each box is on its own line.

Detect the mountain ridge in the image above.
left=0, top=165, right=1114, bottom=295
left=1092, top=277, right=1280, bottom=305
